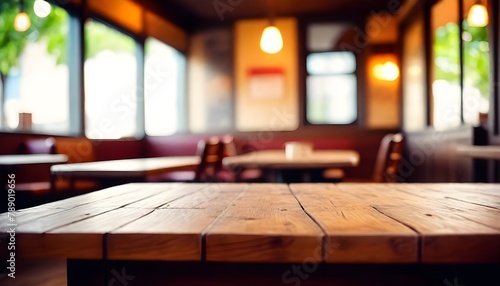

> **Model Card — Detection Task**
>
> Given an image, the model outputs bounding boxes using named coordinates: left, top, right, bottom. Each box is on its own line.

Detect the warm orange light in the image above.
left=374, top=61, right=399, bottom=81
left=260, top=26, right=283, bottom=54
left=467, top=3, right=488, bottom=27
left=14, top=12, right=30, bottom=32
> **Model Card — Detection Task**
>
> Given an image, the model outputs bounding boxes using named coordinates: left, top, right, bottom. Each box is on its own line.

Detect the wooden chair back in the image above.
left=194, top=137, right=224, bottom=182
left=373, top=133, right=404, bottom=183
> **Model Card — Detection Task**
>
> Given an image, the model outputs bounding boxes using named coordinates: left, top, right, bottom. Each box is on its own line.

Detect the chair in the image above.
left=323, top=133, right=404, bottom=182
left=194, top=136, right=225, bottom=182
left=13, top=138, right=58, bottom=208
left=220, top=135, right=264, bottom=182
left=16, top=138, right=100, bottom=200
left=372, top=133, right=404, bottom=182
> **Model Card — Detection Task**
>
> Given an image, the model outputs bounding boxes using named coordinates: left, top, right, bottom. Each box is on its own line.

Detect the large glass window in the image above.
left=462, top=0, right=490, bottom=126
left=144, top=37, right=186, bottom=136
left=84, top=19, right=139, bottom=139
left=431, top=0, right=461, bottom=130
left=0, top=0, right=71, bottom=134
left=306, top=52, right=357, bottom=124
left=305, top=23, right=358, bottom=125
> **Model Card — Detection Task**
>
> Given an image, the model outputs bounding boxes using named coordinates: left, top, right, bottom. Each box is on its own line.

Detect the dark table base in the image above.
left=67, top=259, right=499, bottom=286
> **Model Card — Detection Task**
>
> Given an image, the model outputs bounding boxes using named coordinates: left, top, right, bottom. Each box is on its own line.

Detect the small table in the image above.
left=0, top=154, right=68, bottom=188
left=2, top=183, right=499, bottom=285
left=0, top=154, right=68, bottom=167
left=222, top=150, right=360, bottom=182
left=50, top=156, right=200, bottom=185
left=456, top=145, right=500, bottom=160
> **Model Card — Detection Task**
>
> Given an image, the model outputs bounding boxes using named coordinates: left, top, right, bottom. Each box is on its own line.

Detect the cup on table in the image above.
left=285, top=141, right=313, bottom=160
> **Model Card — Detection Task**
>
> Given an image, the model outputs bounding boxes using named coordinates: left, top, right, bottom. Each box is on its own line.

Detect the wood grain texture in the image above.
left=6, top=184, right=189, bottom=259
left=290, top=183, right=418, bottom=263
left=3, top=182, right=499, bottom=264
left=205, top=184, right=324, bottom=263
left=338, top=183, right=500, bottom=263
left=108, top=184, right=246, bottom=261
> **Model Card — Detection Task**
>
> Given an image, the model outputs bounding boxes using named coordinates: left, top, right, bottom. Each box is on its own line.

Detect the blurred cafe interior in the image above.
left=0, top=0, right=499, bottom=284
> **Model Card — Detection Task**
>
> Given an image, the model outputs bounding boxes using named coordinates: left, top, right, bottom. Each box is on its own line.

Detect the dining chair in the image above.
left=194, top=136, right=225, bottom=182
left=221, top=135, right=264, bottom=182
left=323, top=133, right=405, bottom=182
left=372, top=132, right=404, bottom=182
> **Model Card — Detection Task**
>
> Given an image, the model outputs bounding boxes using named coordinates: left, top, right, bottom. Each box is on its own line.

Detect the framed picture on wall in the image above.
left=247, top=68, right=285, bottom=99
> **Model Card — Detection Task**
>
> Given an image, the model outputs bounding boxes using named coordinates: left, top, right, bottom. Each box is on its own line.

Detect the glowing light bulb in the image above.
left=260, top=26, right=283, bottom=54
left=14, top=12, right=30, bottom=32
left=34, top=0, right=52, bottom=18
left=467, top=4, right=488, bottom=27
left=374, top=61, right=399, bottom=81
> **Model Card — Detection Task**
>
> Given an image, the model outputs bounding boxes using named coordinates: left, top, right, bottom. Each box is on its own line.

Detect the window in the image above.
left=401, top=12, right=427, bottom=132
left=84, top=19, right=139, bottom=139
left=462, top=0, right=490, bottom=126
left=0, top=1, right=73, bottom=134
left=305, top=23, right=358, bottom=125
left=431, top=0, right=461, bottom=130
left=144, top=37, right=186, bottom=136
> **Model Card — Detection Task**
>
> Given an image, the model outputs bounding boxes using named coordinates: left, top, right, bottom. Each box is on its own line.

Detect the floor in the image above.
left=0, top=258, right=67, bottom=286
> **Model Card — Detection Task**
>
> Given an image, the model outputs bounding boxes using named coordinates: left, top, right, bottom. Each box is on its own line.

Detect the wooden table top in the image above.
left=0, top=154, right=68, bottom=166
left=223, top=150, right=360, bottom=169
left=3, top=183, right=499, bottom=264
left=456, top=145, right=500, bottom=160
left=50, top=156, right=200, bottom=178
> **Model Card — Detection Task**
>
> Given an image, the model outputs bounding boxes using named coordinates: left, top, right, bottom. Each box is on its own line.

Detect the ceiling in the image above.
left=140, top=0, right=406, bottom=31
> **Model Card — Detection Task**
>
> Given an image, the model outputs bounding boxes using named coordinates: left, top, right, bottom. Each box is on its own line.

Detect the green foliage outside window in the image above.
left=433, top=21, right=490, bottom=98
left=0, top=0, right=67, bottom=77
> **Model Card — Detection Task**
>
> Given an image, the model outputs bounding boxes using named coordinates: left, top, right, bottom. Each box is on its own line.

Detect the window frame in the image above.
left=0, top=2, right=80, bottom=136
left=301, top=20, right=360, bottom=127
left=82, top=16, right=145, bottom=140
left=144, top=36, right=188, bottom=136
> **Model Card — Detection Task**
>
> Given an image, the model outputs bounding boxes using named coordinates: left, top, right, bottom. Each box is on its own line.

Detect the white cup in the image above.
left=285, top=142, right=313, bottom=160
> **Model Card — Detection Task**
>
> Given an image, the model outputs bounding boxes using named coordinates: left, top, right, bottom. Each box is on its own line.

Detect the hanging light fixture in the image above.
left=260, top=0, right=283, bottom=54
left=14, top=0, right=31, bottom=32
left=34, top=0, right=52, bottom=18
left=467, top=0, right=488, bottom=27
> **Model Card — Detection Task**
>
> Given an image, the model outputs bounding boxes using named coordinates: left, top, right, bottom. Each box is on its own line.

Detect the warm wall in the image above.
left=366, top=53, right=400, bottom=128
left=85, top=0, right=187, bottom=52
left=0, top=133, right=143, bottom=161
left=234, top=18, right=299, bottom=131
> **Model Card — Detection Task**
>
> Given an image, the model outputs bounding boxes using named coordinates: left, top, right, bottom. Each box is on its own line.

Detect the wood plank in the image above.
left=161, top=183, right=249, bottom=210
left=108, top=184, right=247, bottom=261
left=338, top=183, right=500, bottom=263
left=8, top=183, right=186, bottom=259
left=411, top=183, right=500, bottom=210
left=124, top=183, right=208, bottom=208
left=51, top=156, right=200, bottom=178
left=222, top=150, right=360, bottom=169
left=392, top=184, right=500, bottom=230
left=205, top=184, right=324, bottom=263
left=35, top=183, right=171, bottom=210
left=16, top=207, right=150, bottom=259
left=14, top=206, right=115, bottom=259
left=290, top=183, right=418, bottom=263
